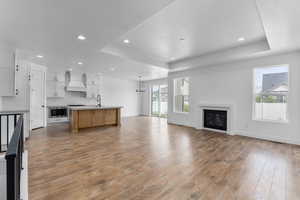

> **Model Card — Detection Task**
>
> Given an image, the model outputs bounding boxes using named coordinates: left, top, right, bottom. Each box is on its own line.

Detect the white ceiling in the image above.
left=256, top=0, right=300, bottom=51
left=15, top=48, right=168, bottom=81
left=0, top=0, right=174, bottom=80
left=79, top=52, right=169, bottom=81
left=1, top=0, right=300, bottom=80
left=103, top=0, right=300, bottom=71
left=103, top=0, right=266, bottom=65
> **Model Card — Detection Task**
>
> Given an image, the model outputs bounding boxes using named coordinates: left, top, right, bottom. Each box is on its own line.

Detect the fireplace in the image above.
left=198, top=103, right=233, bottom=134
left=203, top=109, right=227, bottom=131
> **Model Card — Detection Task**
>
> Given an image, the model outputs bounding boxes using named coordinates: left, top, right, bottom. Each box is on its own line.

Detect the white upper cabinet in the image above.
left=1, top=59, right=30, bottom=110
left=47, top=72, right=65, bottom=98
left=0, top=48, right=16, bottom=96
left=46, top=71, right=102, bottom=99
left=47, top=81, right=65, bottom=98
left=86, top=85, right=98, bottom=98
left=0, top=67, right=15, bottom=96
left=86, top=73, right=102, bottom=98
left=47, top=72, right=64, bottom=82
left=86, top=73, right=99, bottom=85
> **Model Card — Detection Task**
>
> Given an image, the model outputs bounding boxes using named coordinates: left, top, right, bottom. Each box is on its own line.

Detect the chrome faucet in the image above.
left=96, top=94, right=102, bottom=107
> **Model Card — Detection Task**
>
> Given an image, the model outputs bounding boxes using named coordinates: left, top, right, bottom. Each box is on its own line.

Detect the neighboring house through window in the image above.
left=253, top=65, right=289, bottom=122
left=174, top=77, right=190, bottom=113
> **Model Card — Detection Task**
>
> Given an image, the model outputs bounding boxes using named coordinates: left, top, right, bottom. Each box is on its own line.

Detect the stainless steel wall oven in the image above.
left=47, top=106, right=69, bottom=123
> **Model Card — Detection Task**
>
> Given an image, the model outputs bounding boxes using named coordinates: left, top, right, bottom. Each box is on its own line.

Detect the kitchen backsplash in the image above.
left=47, top=91, right=97, bottom=106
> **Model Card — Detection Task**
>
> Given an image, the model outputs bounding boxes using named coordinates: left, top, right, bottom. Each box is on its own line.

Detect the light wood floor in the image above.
left=27, top=117, right=300, bottom=200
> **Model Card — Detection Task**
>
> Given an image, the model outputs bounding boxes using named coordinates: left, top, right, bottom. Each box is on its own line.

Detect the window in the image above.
left=151, top=84, right=168, bottom=118
left=174, top=77, right=189, bottom=113
left=253, top=66, right=289, bottom=122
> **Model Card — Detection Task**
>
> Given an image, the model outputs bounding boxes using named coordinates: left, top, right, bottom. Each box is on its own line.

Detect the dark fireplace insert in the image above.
left=203, top=109, right=227, bottom=131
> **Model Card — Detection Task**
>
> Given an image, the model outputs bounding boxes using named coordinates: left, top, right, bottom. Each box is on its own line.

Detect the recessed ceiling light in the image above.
left=36, top=55, right=43, bottom=58
left=238, top=37, right=245, bottom=42
left=123, top=39, right=130, bottom=44
left=77, top=62, right=83, bottom=65
left=170, top=57, right=175, bottom=60
left=110, top=67, right=115, bottom=71
left=77, top=35, right=86, bottom=40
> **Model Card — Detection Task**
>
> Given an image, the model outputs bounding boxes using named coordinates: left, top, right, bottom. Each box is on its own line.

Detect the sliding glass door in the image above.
left=151, top=84, right=168, bottom=118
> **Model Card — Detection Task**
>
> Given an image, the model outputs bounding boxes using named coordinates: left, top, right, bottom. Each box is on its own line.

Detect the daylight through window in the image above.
left=253, top=66, right=289, bottom=122
left=174, top=77, right=190, bottom=113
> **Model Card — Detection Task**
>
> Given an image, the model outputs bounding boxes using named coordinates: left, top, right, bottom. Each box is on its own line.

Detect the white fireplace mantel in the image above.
left=199, top=103, right=233, bottom=109
left=197, top=103, right=234, bottom=135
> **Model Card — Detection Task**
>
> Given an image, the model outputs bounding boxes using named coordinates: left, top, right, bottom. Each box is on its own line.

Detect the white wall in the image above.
left=101, top=76, right=140, bottom=117
left=141, top=78, right=168, bottom=116
left=47, top=71, right=141, bottom=117
left=168, top=51, right=300, bottom=145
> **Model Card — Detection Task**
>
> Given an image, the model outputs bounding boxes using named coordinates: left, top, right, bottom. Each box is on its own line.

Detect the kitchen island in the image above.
left=69, top=106, right=122, bottom=133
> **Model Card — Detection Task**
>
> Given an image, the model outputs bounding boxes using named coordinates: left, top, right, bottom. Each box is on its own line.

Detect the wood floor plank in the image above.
left=26, top=117, right=300, bottom=200
left=267, top=143, right=287, bottom=200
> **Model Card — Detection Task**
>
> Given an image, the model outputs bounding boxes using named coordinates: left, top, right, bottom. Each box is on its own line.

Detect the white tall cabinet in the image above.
left=0, top=48, right=16, bottom=96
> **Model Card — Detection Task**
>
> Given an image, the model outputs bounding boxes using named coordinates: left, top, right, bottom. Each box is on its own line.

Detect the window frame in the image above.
left=252, top=65, right=290, bottom=123
left=173, top=77, right=190, bottom=114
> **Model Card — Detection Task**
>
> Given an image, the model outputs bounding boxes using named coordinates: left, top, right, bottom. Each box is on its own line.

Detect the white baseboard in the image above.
left=167, top=119, right=194, bottom=128
left=235, top=130, right=300, bottom=146
left=161, top=119, right=300, bottom=146
left=21, top=150, right=28, bottom=200
left=191, top=123, right=300, bottom=146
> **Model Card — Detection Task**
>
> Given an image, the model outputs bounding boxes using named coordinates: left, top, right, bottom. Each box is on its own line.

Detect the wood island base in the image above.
left=69, top=107, right=121, bottom=133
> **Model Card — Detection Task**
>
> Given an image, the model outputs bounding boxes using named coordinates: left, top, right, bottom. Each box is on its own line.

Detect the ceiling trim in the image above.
left=101, top=47, right=169, bottom=69
left=169, top=38, right=270, bottom=71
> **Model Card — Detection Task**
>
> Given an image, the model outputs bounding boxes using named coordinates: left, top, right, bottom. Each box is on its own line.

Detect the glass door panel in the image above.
left=151, top=84, right=168, bottom=118
left=151, top=85, right=160, bottom=116
left=159, top=85, right=168, bottom=118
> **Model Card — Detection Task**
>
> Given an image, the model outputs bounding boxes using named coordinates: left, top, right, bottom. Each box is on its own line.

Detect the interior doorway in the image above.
left=151, top=84, right=168, bottom=118
left=30, top=64, right=47, bottom=129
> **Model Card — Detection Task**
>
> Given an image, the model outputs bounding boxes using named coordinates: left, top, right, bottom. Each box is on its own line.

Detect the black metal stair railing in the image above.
left=3, top=115, right=24, bottom=200
left=0, top=114, right=22, bottom=153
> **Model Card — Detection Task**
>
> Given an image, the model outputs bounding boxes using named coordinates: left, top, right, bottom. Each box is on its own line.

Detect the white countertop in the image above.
left=69, top=106, right=123, bottom=110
